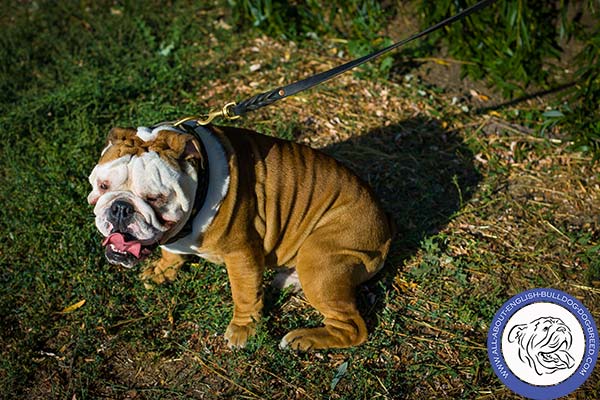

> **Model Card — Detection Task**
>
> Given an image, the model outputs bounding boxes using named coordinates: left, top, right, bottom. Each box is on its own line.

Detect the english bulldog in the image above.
left=87, top=122, right=393, bottom=350
left=507, top=317, right=575, bottom=375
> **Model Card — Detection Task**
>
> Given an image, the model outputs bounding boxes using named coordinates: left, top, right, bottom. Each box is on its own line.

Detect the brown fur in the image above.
left=100, top=127, right=202, bottom=167
left=144, top=125, right=393, bottom=350
left=141, top=247, right=186, bottom=284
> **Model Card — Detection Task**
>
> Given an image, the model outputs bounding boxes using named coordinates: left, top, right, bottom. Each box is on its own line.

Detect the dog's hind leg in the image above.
left=279, top=237, right=377, bottom=350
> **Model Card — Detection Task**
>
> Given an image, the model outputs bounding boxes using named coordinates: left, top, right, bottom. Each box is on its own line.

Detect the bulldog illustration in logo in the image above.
left=507, top=317, right=576, bottom=375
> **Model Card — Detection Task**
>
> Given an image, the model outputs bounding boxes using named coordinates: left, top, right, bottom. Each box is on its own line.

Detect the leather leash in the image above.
left=175, top=0, right=496, bottom=127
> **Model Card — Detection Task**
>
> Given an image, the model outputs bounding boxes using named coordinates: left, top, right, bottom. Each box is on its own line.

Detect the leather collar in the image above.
left=155, top=121, right=210, bottom=245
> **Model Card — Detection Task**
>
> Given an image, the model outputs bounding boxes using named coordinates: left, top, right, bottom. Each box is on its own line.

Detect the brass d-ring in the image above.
left=222, top=102, right=240, bottom=120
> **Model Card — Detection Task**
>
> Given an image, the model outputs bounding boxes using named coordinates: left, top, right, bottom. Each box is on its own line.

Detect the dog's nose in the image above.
left=109, top=200, right=134, bottom=230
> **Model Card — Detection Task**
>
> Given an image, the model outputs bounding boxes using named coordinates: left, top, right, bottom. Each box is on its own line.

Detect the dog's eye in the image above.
left=99, top=182, right=109, bottom=191
left=146, top=194, right=163, bottom=204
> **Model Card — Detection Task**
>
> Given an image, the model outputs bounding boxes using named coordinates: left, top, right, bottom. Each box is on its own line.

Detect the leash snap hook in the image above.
left=173, top=102, right=239, bottom=127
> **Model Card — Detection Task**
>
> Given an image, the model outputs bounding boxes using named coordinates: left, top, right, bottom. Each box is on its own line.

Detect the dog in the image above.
left=507, top=317, right=575, bottom=375
left=88, top=122, right=393, bottom=350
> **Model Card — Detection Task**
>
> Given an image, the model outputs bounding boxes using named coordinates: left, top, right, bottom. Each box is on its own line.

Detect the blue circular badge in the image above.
left=487, top=288, right=598, bottom=399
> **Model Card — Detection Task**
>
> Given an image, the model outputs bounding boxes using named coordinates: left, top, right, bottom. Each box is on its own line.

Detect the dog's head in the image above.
left=88, top=126, right=203, bottom=268
left=508, top=316, right=575, bottom=375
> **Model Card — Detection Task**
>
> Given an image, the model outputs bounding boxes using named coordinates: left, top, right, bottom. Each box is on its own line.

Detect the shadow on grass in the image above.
left=264, top=117, right=481, bottom=338
left=326, top=117, right=482, bottom=333
left=473, top=81, right=576, bottom=114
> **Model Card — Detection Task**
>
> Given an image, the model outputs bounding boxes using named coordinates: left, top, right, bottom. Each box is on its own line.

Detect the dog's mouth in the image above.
left=536, top=339, right=575, bottom=371
left=102, top=232, right=156, bottom=268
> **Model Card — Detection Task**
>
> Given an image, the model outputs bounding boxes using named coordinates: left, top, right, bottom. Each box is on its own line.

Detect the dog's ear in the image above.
left=180, top=135, right=202, bottom=160
left=508, top=324, right=527, bottom=344
left=183, top=138, right=205, bottom=168
left=157, top=131, right=205, bottom=167
left=98, top=127, right=143, bottom=162
left=106, top=127, right=138, bottom=145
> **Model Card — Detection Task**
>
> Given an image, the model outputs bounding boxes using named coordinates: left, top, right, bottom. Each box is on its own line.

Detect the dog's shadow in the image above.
left=264, top=116, right=481, bottom=336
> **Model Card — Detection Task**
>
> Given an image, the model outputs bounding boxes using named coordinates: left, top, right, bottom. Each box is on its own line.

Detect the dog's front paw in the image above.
left=224, top=322, right=256, bottom=349
left=140, top=260, right=180, bottom=285
left=140, top=249, right=186, bottom=285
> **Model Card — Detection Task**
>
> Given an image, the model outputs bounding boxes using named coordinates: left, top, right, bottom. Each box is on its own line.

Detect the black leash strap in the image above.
left=174, top=0, right=496, bottom=126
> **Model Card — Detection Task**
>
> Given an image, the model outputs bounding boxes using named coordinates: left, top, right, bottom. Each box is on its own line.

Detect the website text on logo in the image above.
left=487, top=288, right=597, bottom=399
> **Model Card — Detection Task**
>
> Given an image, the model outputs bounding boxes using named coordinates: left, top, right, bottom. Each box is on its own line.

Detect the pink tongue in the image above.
left=102, top=233, right=142, bottom=258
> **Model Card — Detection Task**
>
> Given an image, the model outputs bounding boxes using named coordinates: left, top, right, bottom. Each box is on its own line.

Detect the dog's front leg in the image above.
left=140, top=247, right=186, bottom=284
left=223, top=249, right=264, bottom=348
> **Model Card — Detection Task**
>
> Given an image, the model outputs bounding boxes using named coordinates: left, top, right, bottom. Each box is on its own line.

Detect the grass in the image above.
left=1, top=1, right=599, bottom=399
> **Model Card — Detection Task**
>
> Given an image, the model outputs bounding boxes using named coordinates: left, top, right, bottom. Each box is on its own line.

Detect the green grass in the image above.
left=1, top=1, right=599, bottom=399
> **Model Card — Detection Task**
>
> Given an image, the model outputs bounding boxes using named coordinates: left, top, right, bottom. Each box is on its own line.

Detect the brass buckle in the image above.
left=174, top=102, right=239, bottom=127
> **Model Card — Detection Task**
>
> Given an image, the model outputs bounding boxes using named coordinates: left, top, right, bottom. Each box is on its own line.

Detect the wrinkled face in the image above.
left=508, top=317, right=575, bottom=375
left=88, top=126, right=201, bottom=268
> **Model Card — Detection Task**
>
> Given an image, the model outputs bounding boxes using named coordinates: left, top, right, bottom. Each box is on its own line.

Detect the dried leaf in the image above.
left=60, top=299, right=86, bottom=314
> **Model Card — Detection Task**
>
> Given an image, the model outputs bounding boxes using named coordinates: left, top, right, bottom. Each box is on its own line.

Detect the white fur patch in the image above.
left=161, top=126, right=230, bottom=254
left=271, top=268, right=302, bottom=293
left=279, top=336, right=290, bottom=350
left=136, top=125, right=182, bottom=142
left=89, top=145, right=198, bottom=242
left=87, top=156, right=131, bottom=205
